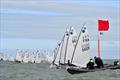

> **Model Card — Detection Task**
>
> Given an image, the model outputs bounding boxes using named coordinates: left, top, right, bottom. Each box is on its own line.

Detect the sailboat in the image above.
left=23, top=51, right=29, bottom=63
left=67, top=25, right=120, bottom=74
left=70, top=25, right=90, bottom=67
left=15, top=49, right=23, bottom=63
left=65, top=27, right=77, bottom=64
left=51, top=27, right=78, bottom=68
left=31, top=52, right=36, bottom=63
left=0, top=53, right=4, bottom=61
left=50, top=41, right=62, bottom=68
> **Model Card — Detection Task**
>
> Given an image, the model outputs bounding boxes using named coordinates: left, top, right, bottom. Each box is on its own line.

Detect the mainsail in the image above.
left=71, top=25, right=90, bottom=67
left=53, top=27, right=77, bottom=65
left=59, top=28, right=69, bottom=64
left=65, top=27, right=77, bottom=63
left=53, top=42, right=60, bottom=64
left=54, top=41, right=63, bottom=65
left=15, top=49, right=23, bottom=62
left=23, top=51, right=29, bottom=63
left=35, top=50, right=41, bottom=63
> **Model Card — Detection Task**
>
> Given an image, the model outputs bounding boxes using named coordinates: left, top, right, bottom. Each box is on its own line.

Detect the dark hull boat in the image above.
left=67, top=65, right=120, bottom=74
left=14, top=60, right=21, bottom=63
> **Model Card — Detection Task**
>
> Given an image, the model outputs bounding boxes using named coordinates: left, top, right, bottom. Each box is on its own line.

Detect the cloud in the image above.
left=0, top=0, right=120, bottom=41
left=1, top=0, right=119, bottom=17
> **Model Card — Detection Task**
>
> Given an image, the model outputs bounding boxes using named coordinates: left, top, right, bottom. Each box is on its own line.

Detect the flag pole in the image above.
left=98, top=32, right=100, bottom=58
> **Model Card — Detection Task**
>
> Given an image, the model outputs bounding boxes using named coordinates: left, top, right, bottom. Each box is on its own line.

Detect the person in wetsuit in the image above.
left=114, top=61, right=119, bottom=66
left=87, top=59, right=95, bottom=69
left=68, top=60, right=70, bottom=65
left=94, top=57, right=104, bottom=68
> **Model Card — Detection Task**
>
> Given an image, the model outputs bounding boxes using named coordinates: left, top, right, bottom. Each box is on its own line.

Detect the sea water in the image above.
left=0, top=61, right=120, bottom=80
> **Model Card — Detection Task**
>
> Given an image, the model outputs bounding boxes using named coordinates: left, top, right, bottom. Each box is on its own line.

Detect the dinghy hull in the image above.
left=67, top=65, right=120, bottom=74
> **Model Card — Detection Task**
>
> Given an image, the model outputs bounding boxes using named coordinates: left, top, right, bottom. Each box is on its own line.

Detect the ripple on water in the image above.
left=0, top=61, right=120, bottom=80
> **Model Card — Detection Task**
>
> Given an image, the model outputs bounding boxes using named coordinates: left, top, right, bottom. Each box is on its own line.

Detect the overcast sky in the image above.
left=0, top=0, right=120, bottom=59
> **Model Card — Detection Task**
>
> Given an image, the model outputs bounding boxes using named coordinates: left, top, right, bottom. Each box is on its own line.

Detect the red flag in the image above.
left=98, top=19, right=109, bottom=31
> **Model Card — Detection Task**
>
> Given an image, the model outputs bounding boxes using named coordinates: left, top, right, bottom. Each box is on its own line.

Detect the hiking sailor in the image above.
left=87, top=59, right=94, bottom=69
left=67, top=60, right=70, bottom=65
left=94, top=56, right=104, bottom=68
left=114, top=61, right=119, bottom=66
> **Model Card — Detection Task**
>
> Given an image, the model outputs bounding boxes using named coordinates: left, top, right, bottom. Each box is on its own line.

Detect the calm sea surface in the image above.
left=0, top=61, right=120, bottom=80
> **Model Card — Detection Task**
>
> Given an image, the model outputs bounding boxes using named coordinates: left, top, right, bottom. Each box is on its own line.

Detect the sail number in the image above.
left=82, top=35, right=90, bottom=52
left=82, top=43, right=90, bottom=52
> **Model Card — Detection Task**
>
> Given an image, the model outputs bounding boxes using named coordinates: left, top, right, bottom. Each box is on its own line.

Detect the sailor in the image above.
left=68, top=60, right=70, bottom=65
left=114, top=61, right=119, bottom=66
left=94, top=57, right=104, bottom=68
left=87, top=59, right=94, bottom=69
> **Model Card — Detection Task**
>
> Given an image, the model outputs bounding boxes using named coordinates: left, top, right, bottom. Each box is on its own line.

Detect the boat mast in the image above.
left=71, top=24, right=85, bottom=63
left=64, top=27, right=71, bottom=64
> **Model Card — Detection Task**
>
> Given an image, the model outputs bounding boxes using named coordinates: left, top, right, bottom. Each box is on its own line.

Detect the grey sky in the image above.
left=0, top=0, right=120, bottom=59
left=1, top=0, right=120, bottom=41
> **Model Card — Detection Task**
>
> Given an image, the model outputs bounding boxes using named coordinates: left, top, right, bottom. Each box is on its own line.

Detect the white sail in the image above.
left=53, top=46, right=59, bottom=63
left=32, top=52, right=36, bottom=63
left=71, top=25, right=90, bottom=67
left=15, top=49, right=19, bottom=61
left=35, top=50, right=41, bottom=63
left=28, top=52, right=35, bottom=63
left=15, top=49, right=23, bottom=62
left=59, top=28, right=69, bottom=64
left=54, top=41, right=62, bottom=65
left=28, top=53, right=33, bottom=63
left=3, top=54, right=8, bottom=61
left=65, top=27, right=77, bottom=63
left=0, top=53, right=4, bottom=60
left=46, top=54, right=53, bottom=63
left=40, top=52, right=47, bottom=63
left=23, top=51, right=29, bottom=63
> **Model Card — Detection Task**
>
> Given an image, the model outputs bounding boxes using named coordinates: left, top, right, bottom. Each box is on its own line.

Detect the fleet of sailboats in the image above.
left=1, top=24, right=120, bottom=74
left=51, top=25, right=120, bottom=74
left=52, top=25, right=90, bottom=68
left=0, top=52, right=14, bottom=61
left=15, top=49, right=53, bottom=64
left=52, top=27, right=78, bottom=68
